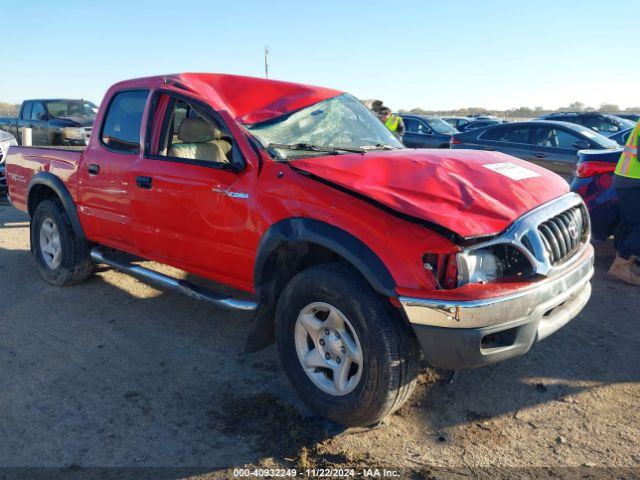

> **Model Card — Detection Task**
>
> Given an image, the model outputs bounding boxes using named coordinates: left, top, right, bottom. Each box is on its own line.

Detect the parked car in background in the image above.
left=458, top=119, right=504, bottom=132
left=537, top=112, right=635, bottom=138
left=0, top=99, right=97, bottom=146
left=450, top=120, right=619, bottom=179
left=609, top=128, right=633, bottom=146
left=5, top=73, right=594, bottom=427
left=571, top=148, right=622, bottom=241
left=0, top=130, right=18, bottom=201
left=614, top=113, right=640, bottom=123
left=400, top=114, right=457, bottom=148
left=443, top=116, right=473, bottom=130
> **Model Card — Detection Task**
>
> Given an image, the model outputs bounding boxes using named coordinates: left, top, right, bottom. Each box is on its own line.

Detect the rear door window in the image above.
left=501, top=127, right=532, bottom=144
left=481, top=125, right=531, bottom=143
left=101, top=90, right=149, bottom=153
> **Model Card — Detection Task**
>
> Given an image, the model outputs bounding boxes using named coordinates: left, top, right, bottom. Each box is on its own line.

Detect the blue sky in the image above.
left=2, top=0, right=639, bottom=110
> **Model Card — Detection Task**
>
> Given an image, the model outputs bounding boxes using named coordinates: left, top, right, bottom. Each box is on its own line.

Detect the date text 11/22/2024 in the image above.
left=233, top=467, right=401, bottom=477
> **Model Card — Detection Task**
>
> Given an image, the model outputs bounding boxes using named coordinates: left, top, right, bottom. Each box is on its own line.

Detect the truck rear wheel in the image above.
left=275, top=263, right=420, bottom=427
left=31, top=198, right=92, bottom=286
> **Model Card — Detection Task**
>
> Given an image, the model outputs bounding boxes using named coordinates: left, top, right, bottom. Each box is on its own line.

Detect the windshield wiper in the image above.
left=361, top=143, right=400, bottom=151
left=267, top=142, right=366, bottom=155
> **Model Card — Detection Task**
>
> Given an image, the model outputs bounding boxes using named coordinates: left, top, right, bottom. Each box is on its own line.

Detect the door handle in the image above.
left=136, top=176, right=152, bottom=189
left=534, top=152, right=546, bottom=158
left=87, top=164, right=100, bottom=175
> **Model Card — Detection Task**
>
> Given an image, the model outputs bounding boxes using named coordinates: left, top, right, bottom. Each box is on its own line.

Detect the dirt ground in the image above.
left=1, top=203, right=639, bottom=479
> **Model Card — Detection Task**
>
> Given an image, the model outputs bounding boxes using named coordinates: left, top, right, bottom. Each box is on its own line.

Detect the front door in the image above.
left=481, top=125, right=535, bottom=159
left=29, top=102, right=49, bottom=145
left=77, top=89, right=150, bottom=250
left=403, top=118, right=436, bottom=148
left=130, top=92, right=257, bottom=290
left=529, top=126, right=582, bottom=180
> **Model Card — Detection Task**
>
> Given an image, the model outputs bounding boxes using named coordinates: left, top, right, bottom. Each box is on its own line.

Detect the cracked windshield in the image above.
left=247, top=93, right=404, bottom=159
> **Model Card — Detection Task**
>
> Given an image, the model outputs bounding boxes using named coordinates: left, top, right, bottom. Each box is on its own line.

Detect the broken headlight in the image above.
left=456, top=250, right=503, bottom=285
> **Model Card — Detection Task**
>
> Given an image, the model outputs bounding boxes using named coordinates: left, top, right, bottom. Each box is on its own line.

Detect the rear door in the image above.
left=476, top=125, right=535, bottom=158
left=530, top=125, right=585, bottom=179
left=77, top=89, right=149, bottom=249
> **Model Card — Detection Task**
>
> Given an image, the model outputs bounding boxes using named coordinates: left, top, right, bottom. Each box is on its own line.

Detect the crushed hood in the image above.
left=293, top=149, right=569, bottom=239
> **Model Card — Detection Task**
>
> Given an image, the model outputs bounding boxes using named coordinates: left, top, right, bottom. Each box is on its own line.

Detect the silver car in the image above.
left=0, top=129, right=18, bottom=200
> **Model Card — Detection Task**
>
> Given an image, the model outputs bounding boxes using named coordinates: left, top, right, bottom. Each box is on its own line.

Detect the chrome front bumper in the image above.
left=400, top=244, right=594, bottom=369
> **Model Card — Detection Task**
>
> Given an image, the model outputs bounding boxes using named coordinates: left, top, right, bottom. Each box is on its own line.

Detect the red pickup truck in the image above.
left=5, top=73, right=594, bottom=427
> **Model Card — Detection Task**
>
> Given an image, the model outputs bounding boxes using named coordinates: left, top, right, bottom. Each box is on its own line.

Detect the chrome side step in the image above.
left=90, top=247, right=258, bottom=312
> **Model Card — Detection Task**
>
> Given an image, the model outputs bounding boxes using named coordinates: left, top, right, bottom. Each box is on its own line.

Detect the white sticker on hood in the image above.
left=483, top=162, right=541, bottom=180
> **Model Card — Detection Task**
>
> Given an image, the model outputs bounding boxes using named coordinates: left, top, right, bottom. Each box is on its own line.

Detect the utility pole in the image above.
left=264, top=45, right=270, bottom=79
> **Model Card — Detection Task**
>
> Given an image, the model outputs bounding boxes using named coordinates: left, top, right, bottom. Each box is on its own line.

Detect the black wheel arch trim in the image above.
left=27, top=172, right=86, bottom=242
left=246, top=217, right=397, bottom=352
left=254, top=217, right=397, bottom=298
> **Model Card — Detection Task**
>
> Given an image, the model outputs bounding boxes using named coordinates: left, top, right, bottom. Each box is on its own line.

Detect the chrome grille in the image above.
left=538, top=206, right=586, bottom=265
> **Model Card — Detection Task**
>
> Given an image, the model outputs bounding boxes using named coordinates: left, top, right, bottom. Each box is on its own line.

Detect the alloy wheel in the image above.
left=294, top=302, right=364, bottom=396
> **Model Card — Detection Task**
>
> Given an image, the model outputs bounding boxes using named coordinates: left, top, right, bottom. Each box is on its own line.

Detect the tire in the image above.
left=275, top=263, right=420, bottom=427
left=31, top=198, right=92, bottom=286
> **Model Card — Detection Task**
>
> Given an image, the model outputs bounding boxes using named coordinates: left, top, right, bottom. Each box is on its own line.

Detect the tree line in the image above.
left=401, top=102, right=640, bottom=118
left=0, top=102, right=21, bottom=116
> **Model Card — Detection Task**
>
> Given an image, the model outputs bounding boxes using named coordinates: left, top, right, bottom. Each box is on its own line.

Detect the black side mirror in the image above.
left=573, top=140, right=590, bottom=150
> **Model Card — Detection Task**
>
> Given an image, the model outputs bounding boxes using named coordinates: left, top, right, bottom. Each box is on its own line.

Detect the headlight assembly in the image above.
left=63, top=127, right=86, bottom=140
left=456, top=249, right=503, bottom=285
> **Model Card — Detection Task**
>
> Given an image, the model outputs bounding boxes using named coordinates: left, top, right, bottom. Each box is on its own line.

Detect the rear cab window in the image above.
left=100, top=90, right=149, bottom=153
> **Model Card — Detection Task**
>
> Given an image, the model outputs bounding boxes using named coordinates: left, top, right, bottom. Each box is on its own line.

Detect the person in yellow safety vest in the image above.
left=608, top=120, right=640, bottom=286
left=379, top=107, right=405, bottom=137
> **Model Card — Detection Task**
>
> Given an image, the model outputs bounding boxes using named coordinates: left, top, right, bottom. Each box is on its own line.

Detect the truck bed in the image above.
left=5, top=145, right=84, bottom=212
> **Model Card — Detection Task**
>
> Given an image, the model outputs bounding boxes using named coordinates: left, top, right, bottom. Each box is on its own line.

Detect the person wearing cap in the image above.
left=379, top=107, right=405, bottom=137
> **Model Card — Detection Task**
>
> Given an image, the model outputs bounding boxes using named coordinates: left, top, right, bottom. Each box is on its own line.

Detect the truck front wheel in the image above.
left=31, top=198, right=92, bottom=286
left=275, top=263, right=420, bottom=427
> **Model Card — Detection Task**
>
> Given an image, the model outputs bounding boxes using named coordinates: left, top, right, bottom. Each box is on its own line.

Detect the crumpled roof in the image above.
left=175, top=73, right=343, bottom=125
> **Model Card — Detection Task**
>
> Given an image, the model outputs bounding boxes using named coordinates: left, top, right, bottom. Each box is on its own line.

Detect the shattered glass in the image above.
left=247, top=94, right=403, bottom=159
